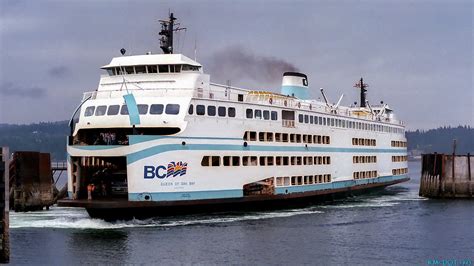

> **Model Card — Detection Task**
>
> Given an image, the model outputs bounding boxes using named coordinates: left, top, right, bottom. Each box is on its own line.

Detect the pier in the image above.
left=9, top=151, right=59, bottom=211
left=0, top=148, right=10, bottom=263
left=420, top=153, right=473, bottom=198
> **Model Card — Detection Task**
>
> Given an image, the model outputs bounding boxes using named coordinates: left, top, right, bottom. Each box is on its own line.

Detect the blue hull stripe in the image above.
left=129, top=189, right=243, bottom=201
left=126, top=144, right=406, bottom=164
left=125, top=174, right=408, bottom=202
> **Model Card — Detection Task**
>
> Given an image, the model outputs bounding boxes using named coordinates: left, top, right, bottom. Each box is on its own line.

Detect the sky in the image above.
left=0, top=0, right=472, bottom=129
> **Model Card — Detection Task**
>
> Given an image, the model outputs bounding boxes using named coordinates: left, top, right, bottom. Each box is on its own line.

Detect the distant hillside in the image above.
left=406, top=126, right=473, bottom=154
left=0, top=121, right=69, bottom=160
left=0, top=122, right=472, bottom=160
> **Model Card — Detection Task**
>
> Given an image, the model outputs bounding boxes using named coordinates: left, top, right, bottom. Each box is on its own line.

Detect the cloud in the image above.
left=48, top=65, right=71, bottom=78
left=0, top=82, right=47, bottom=98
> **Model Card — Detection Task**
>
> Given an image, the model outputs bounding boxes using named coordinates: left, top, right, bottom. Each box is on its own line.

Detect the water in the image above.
left=9, top=161, right=474, bottom=265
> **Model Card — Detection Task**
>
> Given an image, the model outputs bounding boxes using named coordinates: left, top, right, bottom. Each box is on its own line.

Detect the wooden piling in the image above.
left=420, top=153, right=474, bottom=199
left=0, top=147, right=10, bottom=263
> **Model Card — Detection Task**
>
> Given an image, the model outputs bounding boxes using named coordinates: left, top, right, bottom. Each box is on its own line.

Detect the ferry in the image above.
left=58, top=13, right=409, bottom=220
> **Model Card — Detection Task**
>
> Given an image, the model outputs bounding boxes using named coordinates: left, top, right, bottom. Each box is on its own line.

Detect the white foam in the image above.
left=10, top=207, right=323, bottom=229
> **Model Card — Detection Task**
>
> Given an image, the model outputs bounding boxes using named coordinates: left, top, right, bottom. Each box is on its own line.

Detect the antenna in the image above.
left=194, top=38, right=197, bottom=61
left=334, top=94, right=344, bottom=109
left=353, top=77, right=369, bottom=108
left=320, top=88, right=330, bottom=107
left=159, top=12, right=186, bottom=54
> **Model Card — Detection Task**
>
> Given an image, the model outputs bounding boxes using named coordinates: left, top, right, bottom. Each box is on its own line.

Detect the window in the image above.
left=310, top=116, right=313, bottom=124
left=106, top=69, right=114, bottom=76
left=271, top=111, right=278, bottom=120
left=218, top=106, right=226, bottom=117
left=165, top=104, right=180, bottom=115
left=158, top=65, right=169, bottom=73
left=95, top=105, right=107, bottom=116
left=208, top=106, right=216, bottom=116
left=120, top=105, right=129, bottom=115
left=137, top=104, right=148, bottom=115
left=249, top=131, right=257, bottom=141
left=232, top=156, right=240, bottom=166
left=255, top=110, right=262, bottom=119
left=196, top=105, right=205, bottom=115
left=147, top=65, right=157, bottom=73
left=211, top=156, right=220, bottom=166
left=246, top=109, right=253, bottom=118
left=228, top=107, right=236, bottom=117
left=263, top=110, right=270, bottom=120
left=201, top=156, right=210, bottom=166
left=304, top=115, right=309, bottom=123
left=299, top=114, right=304, bottom=123
left=267, top=132, right=274, bottom=141
left=150, top=104, right=164, bottom=114
left=84, top=106, right=95, bottom=117
left=223, top=156, right=231, bottom=166
left=135, top=65, right=146, bottom=74
left=107, top=105, right=120, bottom=115
left=188, top=104, right=193, bottom=115
left=125, top=66, right=134, bottom=74
left=182, top=65, right=199, bottom=71
left=170, top=65, right=181, bottom=73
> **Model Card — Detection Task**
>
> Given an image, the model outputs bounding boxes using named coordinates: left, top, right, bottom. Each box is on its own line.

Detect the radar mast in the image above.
left=159, top=12, right=186, bottom=54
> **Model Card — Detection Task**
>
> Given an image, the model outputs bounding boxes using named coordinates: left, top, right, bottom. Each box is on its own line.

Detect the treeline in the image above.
left=0, top=121, right=69, bottom=160
left=406, top=125, right=473, bottom=154
left=0, top=121, right=473, bottom=160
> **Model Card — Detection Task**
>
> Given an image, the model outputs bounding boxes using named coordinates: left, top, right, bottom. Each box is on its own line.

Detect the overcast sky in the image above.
left=0, top=0, right=472, bottom=129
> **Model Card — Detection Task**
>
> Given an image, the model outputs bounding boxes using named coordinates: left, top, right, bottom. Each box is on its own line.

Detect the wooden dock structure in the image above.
left=9, top=151, right=56, bottom=211
left=420, top=153, right=473, bottom=198
left=0, top=147, right=10, bottom=263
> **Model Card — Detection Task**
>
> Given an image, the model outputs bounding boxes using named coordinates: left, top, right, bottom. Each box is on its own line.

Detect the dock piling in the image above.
left=0, top=147, right=10, bottom=263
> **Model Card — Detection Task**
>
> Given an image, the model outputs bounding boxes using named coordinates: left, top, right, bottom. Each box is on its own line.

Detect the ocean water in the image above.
left=9, top=161, right=474, bottom=265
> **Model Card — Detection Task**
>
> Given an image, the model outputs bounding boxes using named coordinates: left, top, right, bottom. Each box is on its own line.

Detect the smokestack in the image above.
left=281, top=72, right=309, bottom=99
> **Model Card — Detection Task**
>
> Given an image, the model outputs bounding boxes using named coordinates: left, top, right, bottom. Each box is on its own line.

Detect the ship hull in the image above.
left=58, top=176, right=409, bottom=221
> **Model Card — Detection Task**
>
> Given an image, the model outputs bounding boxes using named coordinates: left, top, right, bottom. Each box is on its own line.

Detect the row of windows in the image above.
left=392, top=168, right=408, bottom=175
left=297, top=113, right=404, bottom=134
left=352, top=138, right=376, bottom=146
left=391, top=141, right=407, bottom=147
left=275, top=174, right=331, bottom=187
left=188, top=104, right=236, bottom=117
left=245, top=109, right=279, bottom=121
left=201, top=155, right=331, bottom=167
left=84, top=103, right=180, bottom=117
left=353, top=156, right=377, bottom=164
left=353, top=171, right=378, bottom=179
left=243, top=131, right=330, bottom=144
left=392, top=156, right=408, bottom=162
left=105, top=64, right=200, bottom=76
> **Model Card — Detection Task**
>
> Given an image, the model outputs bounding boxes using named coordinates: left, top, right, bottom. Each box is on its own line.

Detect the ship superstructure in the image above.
left=59, top=14, right=409, bottom=219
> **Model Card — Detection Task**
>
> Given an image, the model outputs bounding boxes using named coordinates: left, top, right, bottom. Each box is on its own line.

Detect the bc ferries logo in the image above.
left=144, top=161, right=188, bottom=179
